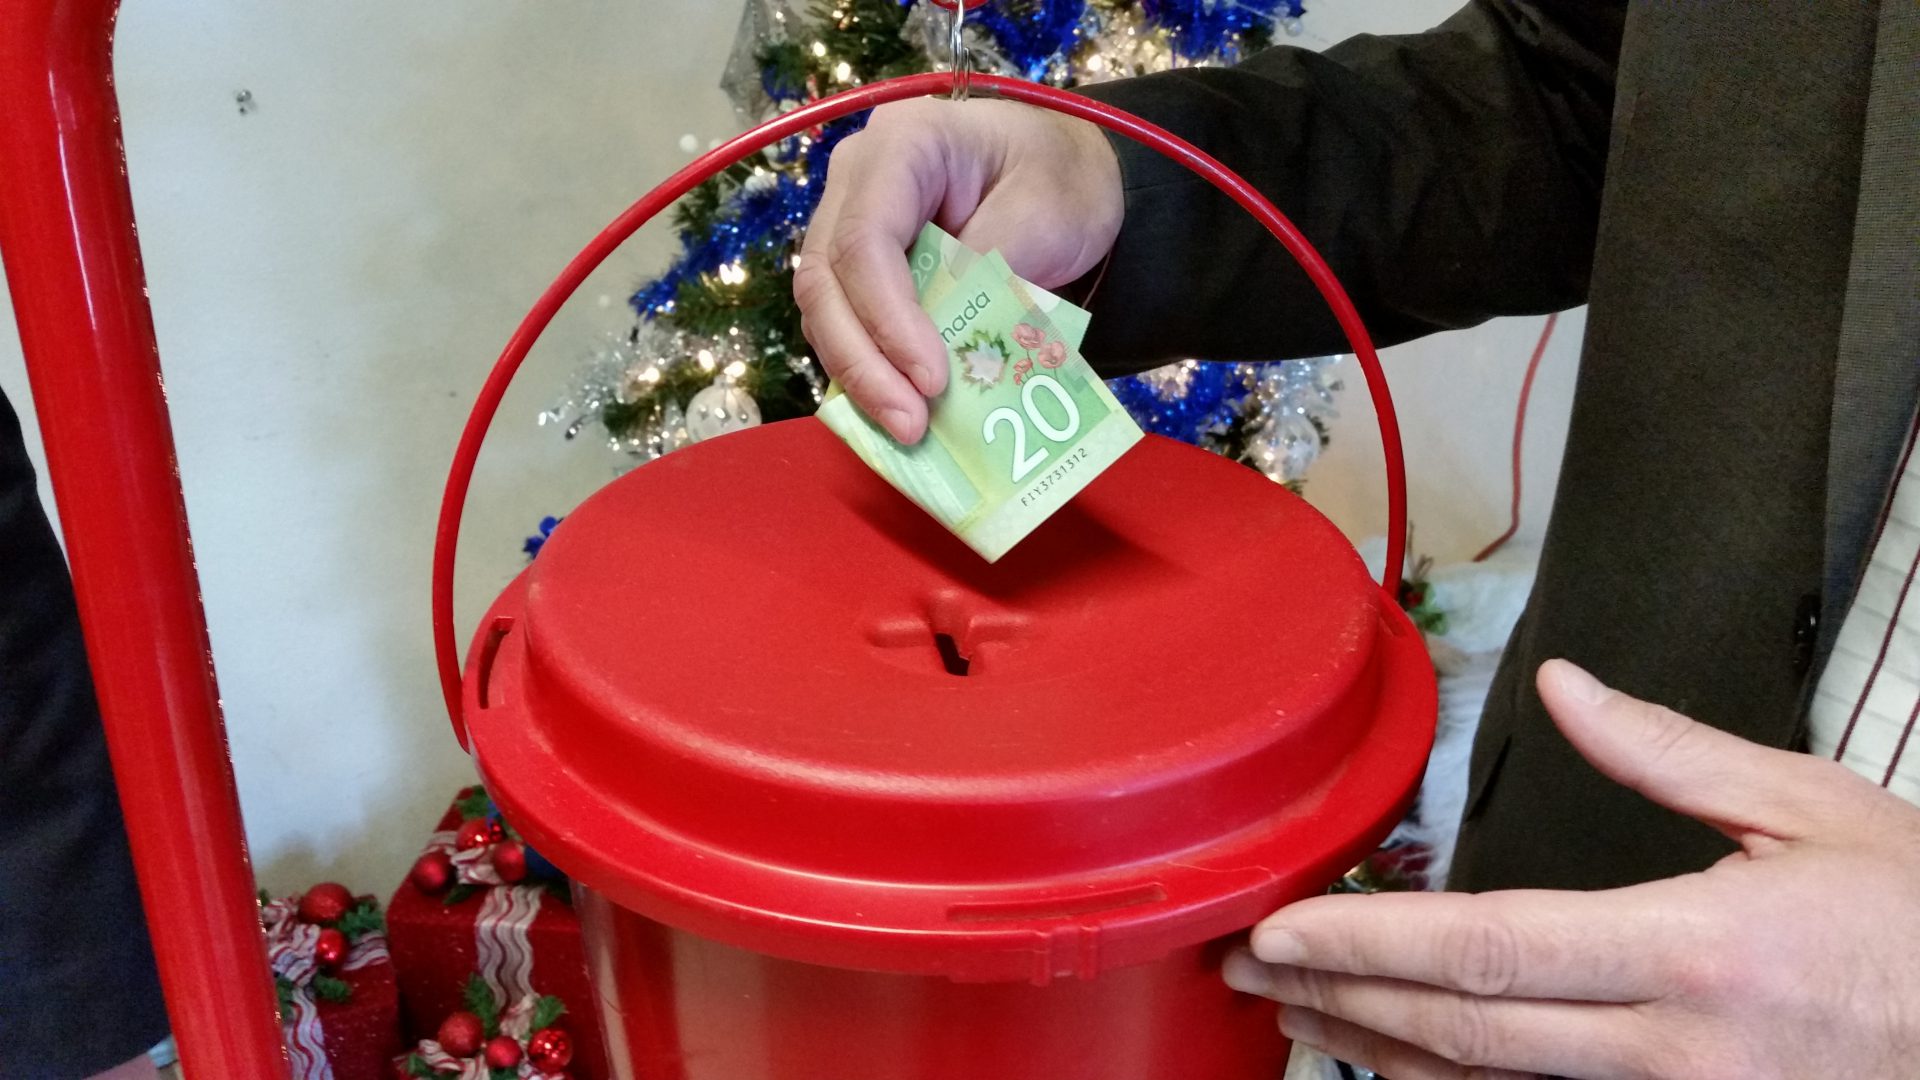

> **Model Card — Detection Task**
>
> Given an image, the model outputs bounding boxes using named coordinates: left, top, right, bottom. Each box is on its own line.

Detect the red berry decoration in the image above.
left=527, top=1027, right=573, bottom=1071
left=436, top=1010, right=485, bottom=1058
left=490, top=840, right=528, bottom=884
left=297, top=882, right=353, bottom=925
left=529, top=1022, right=572, bottom=1068
left=487, top=818, right=508, bottom=842
left=409, top=850, right=454, bottom=894
left=455, top=817, right=494, bottom=851
left=483, top=1034, right=523, bottom=1069
left=312, top=927, right=348, bottom=969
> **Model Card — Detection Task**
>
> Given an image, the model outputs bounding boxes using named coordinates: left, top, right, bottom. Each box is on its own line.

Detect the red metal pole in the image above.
left=0, top=1, right=291, bottom=1074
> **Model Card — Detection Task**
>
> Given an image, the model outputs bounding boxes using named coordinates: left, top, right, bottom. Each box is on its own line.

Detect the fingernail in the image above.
left=1553, top=661, right=1612, bottom=705
left=1279, top=1006, right=1324, bottom=1046
left=878, top=408, right=915, bottom=442
left=908, top=364, right=939, bottom=395
left=1251, top=926, right=1307, bottom=965
left=1221, top=949, right=1274, bottom=996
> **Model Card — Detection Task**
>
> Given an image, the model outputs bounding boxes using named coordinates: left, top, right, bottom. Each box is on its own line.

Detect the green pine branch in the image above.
left=312, top=974, right=353, bottom=1004
left=604, top=240, right=820, bottom=440
left=529, top=994, right=568, bottom=1032
left=454, top=787, right=491, bottom=820
left=809, top=0, right=920, bottom=80
left=465, top=974, right=502, bottom=1037
left=335, top=898, right=385, bottom=942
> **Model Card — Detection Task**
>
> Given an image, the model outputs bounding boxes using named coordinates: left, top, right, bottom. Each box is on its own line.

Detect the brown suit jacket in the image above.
left=1081, top=1, right=1920, bottom=892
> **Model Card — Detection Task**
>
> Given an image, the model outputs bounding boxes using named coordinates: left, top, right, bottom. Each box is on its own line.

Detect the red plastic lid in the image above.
left=467, top=419, right=1433, bottom=984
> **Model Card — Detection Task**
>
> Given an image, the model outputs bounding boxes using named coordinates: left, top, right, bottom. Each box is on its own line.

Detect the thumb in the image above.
left=1537, top=659, right=1832, bottom=842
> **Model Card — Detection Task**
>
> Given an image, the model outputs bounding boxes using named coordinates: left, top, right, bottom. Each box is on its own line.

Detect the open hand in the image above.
left=1225, top=660, right=1920, bottom=1079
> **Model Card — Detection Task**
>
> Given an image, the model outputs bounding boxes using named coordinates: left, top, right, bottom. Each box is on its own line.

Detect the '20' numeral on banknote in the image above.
left=982, top=373, right=1082, bottom=482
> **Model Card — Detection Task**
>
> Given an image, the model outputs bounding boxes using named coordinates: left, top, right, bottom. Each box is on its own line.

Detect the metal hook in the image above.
left=946, top=0, right=972, bottom=101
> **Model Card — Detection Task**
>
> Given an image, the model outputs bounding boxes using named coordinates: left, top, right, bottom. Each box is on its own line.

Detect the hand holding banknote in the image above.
left=795, top=98, right=1123, bottom=443
left=816, top=224, right=1142, bottom=561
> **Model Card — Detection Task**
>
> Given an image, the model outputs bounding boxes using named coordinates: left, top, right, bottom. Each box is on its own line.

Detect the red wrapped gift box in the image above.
left=387, top=788, right=606, bottom=1080
left=301, top=953, right=403, bottom=1080
left=263, top=893, right=403, bottom=1080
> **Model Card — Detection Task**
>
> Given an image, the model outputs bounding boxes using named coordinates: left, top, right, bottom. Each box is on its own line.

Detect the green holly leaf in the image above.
left=454, top=786, right=491, bottom=820
left=464, top=974, right=501, bottom=1037
left=404, top=1053, right=438, bottom=1079
left=490, top=1069, right=519, bottom=1080
left=274, top=976, right=296, bottom=1014
left=442, top=883, right=480, bottom=908
left=335, top=898, right=385, bottom=941
left=312, top=974, right=353, bottom=1003
left=529, top=994, right=567, bottom=1032
left=258, top=888, right=274, bottom=907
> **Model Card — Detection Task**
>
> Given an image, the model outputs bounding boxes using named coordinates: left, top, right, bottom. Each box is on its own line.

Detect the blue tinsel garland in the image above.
left=1105, top=364, right=1251, bottom=441
left=970, top=0, right=1089, bottom=79
left=630, top=116, right=864, bottom=320
left=1143, top=0, right=1303, bottom=59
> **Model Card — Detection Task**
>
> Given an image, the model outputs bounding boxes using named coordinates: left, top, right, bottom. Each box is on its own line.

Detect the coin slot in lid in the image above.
left=933, top=631, right=971, bottom=676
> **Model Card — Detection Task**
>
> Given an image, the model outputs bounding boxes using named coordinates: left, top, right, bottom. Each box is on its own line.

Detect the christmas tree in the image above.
left=540, top=0, right=1343, bottom=491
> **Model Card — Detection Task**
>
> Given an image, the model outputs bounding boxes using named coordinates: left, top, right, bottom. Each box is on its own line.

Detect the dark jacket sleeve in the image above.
left=1075, top=0, right=1625, bottom=374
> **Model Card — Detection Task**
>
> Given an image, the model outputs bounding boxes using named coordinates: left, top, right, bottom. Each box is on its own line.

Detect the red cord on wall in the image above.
left=431, top=72, right=1412, bottom=742
left=1471, top=311, right=1558, bottom=563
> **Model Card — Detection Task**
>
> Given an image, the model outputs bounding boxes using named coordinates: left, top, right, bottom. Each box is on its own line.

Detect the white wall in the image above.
left=0, top=0, right=1576, bottom=896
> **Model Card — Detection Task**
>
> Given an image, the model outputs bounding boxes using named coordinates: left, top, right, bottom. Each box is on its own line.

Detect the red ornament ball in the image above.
left=527, top=1027, right=573, bottom=1071
left=490, top=840, right=528, bottom=884
left=436, top=1010, right=486, bottom=1058
left=298, top=882, right=353, bottom=925
left=409, top=850, right=455, bottom=894
left=455, top=818, right=494, bottom=851
left=313, top=927, right=348, bottom=969
left=483, top=1034, right=523, bottom=1069
left=487, top=818, right=508, bottom=842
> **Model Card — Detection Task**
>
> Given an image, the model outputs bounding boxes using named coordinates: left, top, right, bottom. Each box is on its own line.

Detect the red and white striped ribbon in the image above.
left=417, top=823, right=545, bottom=1002
left=475, top=884, right=544, bottom=1002
left=342, top=930, right=389, bottom=971
left=262, top=899, right=335, bottom=1080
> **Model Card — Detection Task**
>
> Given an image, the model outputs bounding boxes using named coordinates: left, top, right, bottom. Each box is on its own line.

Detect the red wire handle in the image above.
left=432, top=72, right=1409, bottom=744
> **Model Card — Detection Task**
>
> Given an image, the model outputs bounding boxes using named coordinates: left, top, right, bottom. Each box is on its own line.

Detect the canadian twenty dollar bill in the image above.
left=816, top=225, right=1142, bottom=562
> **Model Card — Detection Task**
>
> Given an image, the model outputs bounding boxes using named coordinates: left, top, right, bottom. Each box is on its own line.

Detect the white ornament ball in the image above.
left=684, top=383, right=762, bottom=443
left=1248, top=411, right=1321, bottom=483
left=678, top=133, right=700, bottom=154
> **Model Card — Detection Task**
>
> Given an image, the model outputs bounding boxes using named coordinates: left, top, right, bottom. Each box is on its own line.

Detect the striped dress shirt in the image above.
left=1808, top=410, right=1920, bottom=802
